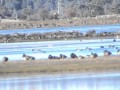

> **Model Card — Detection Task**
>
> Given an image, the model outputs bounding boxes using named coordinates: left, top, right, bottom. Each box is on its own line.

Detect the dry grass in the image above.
left=0, top=55, right=120, bottom=77
left=1, top=16, right=120, bottom=30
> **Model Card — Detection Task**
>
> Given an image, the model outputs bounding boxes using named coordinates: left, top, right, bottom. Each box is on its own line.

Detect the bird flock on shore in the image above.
left=2, top=39, right=120, bottom=62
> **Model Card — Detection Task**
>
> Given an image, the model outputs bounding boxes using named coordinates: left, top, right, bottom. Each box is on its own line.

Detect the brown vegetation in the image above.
left=1, top=15, right=120, bottom=30
left=0, top=56, right=120, bottom=77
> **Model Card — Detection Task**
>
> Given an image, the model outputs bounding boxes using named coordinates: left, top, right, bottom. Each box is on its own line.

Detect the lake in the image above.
left=0, top=73, right=120, bottom=90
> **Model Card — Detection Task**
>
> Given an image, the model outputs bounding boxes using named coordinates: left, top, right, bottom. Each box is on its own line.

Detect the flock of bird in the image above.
left=2, top=40, right=120, bottom=62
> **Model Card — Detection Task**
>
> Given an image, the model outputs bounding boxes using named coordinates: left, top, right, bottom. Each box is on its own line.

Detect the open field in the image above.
left=0, top=55, right=120, bottom=78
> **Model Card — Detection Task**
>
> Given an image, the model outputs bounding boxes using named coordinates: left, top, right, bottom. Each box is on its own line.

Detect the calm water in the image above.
left=0, top=24, right=120, bottom=35
left=0, top=73, right=120, bottom=90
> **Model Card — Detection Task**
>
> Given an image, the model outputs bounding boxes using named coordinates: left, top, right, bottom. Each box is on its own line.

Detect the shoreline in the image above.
left=0, top=56, right=120, bottom=78
left=1, top=71, right=120, bottom=80
left=1, top=15, right=120, bottom=30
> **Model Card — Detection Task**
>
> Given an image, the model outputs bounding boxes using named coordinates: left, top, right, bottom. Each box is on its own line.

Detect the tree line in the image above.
left=0, top=0, right=120, bottom=20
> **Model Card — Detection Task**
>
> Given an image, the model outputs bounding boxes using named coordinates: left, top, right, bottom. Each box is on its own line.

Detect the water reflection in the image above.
left=0, top=73, right=120, bottom=90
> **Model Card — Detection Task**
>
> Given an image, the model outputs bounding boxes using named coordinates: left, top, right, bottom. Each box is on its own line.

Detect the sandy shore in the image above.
left=0, top=55, right=120, bottom=78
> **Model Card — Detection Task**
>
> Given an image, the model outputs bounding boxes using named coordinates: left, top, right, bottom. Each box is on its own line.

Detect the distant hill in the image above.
left=0, top=0, right=120, bottom=20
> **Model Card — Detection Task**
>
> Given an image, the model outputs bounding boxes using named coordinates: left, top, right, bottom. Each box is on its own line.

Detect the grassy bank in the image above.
left=0, top=56, right=120, bottom=78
